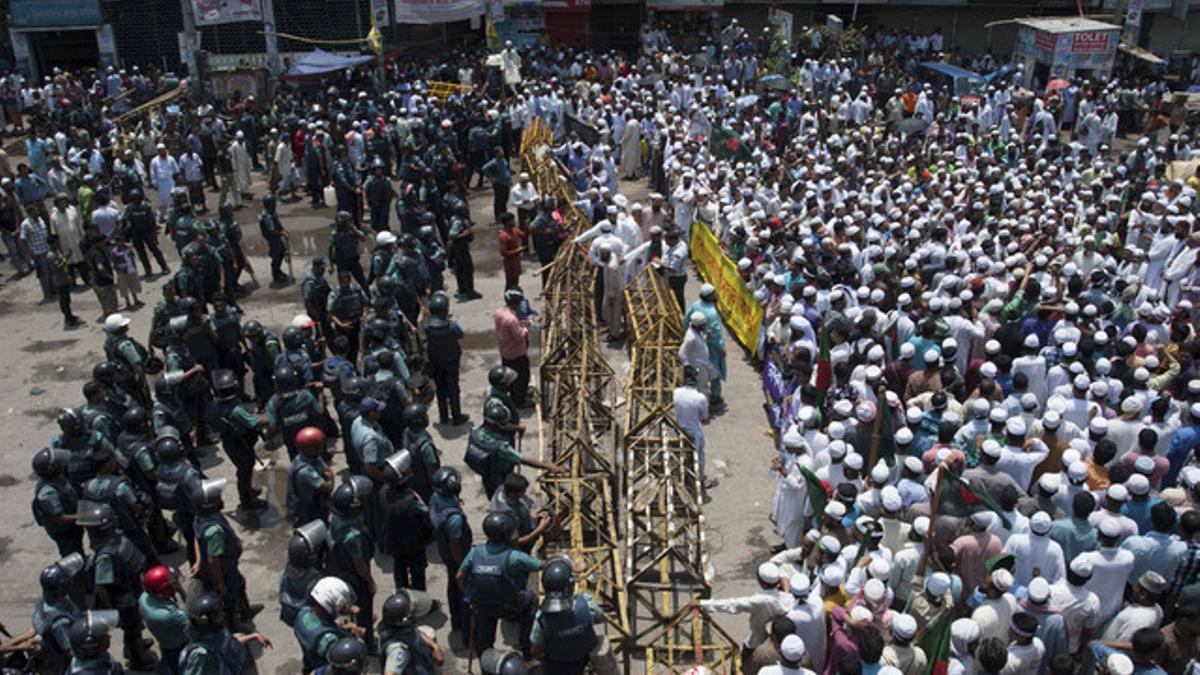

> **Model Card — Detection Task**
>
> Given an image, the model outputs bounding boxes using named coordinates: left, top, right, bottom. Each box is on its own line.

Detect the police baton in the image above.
left=467, top=607, right=478, bottom=674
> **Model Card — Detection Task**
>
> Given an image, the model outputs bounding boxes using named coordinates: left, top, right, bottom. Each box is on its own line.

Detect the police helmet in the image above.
left=399, top=233, right=417, bottom=249
left=326, top=637, right=368, bottom=673
left=487, top=366, right=518, bottom=389
left=274, top=363, right=300, bottom=392
left=262, top=193, right=277, bottom=209
left=376, top=276, right=396, bottom=296
left=121, top=406, right=149, bottom=432
left=40, top=553, right=84, bottom=598
left=129, top=188, right=144, bottom=200
left=218, top=203, right=234, bottom=219
left=482, top=511, right=517, bottom=544
left=32, top=447, right=68, bottom=477
left=76, top=500, right=117, bottom=532
left=541, top=558, right=575, bottom=613
left=92, top=361, right=117, bottom=382
left=242, top=319, right=264, bottom=338
left=366, top=318, right=390, bottom=342
left=541, top=196, right=555, bottom=209
left=141, top=565, right=175, bottom=598
left=382, top=450, right=412, bottom=486
left=403, top=403, right=429, bottom=429
left=428, top=291, right=450, bottom=317
left=282, top=326, right=305, bottom=350
left=212, top=369, right=239, bottom=400
left=309, top=576, right=356, bottom=616
left=154, top=435, right=185, bottom=463
left=503, top=288, right=524, bottom=306
left=480, top=649, right=528, bottom=675
left=68, top=611, right=118, bottom=659
left=330, top=477, right=372, bottom=516
left=92, top=442, right=115, bottom=467
left=432, top=466, right=462, bottom=497
left=195, top=478, right=227, bottom=513
left=186, top=592, right=225, bottom=629
left=382, top=591, right=414, bottom=627
left=154, top=375, right=175, bottom=400
left=341, top=376, right=365, bottom=398
left=181, top=242, right=200, bottom=260
left=454, top=201, right=470, bottom=217
left=296, top=427, right=325, bottom=456
left=57, top=407, right=85, bottom=435
left=483, top=399, right=510, bottom=427
left=335, top=210, right=353, bottom=224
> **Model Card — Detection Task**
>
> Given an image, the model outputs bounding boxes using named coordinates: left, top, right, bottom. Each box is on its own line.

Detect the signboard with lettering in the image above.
left=10, top=0, right=103, bottom=28
left=1070, top=30, right=1112, bottom=53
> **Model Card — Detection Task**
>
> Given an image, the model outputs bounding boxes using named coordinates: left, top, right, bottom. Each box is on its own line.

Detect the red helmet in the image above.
left=141, top=566, right=174, bottom=597
left=296, top=426, right=325, bottom=454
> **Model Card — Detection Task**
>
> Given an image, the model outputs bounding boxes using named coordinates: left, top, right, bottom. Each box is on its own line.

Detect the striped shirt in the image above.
left=19, top=216, right=50, bottom=255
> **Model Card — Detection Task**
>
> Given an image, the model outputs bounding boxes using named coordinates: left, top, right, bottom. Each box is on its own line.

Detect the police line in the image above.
left=688, top=221, right=765, bottom=357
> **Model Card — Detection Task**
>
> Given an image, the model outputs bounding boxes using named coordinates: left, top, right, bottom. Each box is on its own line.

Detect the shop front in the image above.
left=8, top=0, right=118, bottom=78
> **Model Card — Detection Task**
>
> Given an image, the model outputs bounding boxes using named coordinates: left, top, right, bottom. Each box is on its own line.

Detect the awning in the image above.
left=283, top=49, right=375, bottom=79
left=1118, top=43, right=1166, bottom=64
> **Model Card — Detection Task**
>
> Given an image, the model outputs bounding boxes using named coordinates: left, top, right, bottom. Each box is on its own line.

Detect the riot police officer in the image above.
left=78, top=501, right=157, bottom=670
left=267, top=364, right=322, bottom=461
left=83, top=443, right=157, bottom=563
left=117, top=407, right=178, bottom=555
left=465, top=400, right=563, bottom=498
left=483, top=366, right=524, bottom=442
left=179, top=592, right=271, bottom=673
left=329, top=211, right=369, bottom=290
left=430, top=467, right=472, bottom=636
left=34, top=555, right=86, bottom=673
left=379, top=450, right=432, bottom=592
left=154, top=435, right=202, bottom=564
left=531, top=557, right=610, bottom=675
left=401, top=403, right=442, bottom=503
left=369, top=231, right=397, bottom=287
left=363, top=159, right=397, bottom=232
left=456, top=512, right=540, bottom=659
left=208, top=295, right=245, bottom=385
left=417, top=225, right=446, bottom=292
left=119, top=188, right=170, bottom=276
left=424, top=292, right=469, bottom=427
left=350, top=396, right=394, bottom=487
left=90, top=361, right=136, bottom=423
left=243, top=320, right=281, bottom=410
left=275, top=326, right=315, bottom=385
left=259, top=193, right=291, bottom=285
left=217, top=202, right=250, bottom=290
left=151, top=374, right=203, bottom=470
left=288, top=426, right=334, bottom=526
left=66, top=610, right=125, bottom=674
left=329, top=478, right=377, bottom=650
left=446, top=200, right=480, bottom=299
left=173, top=245, right=208, bottom=305
left=294, top=577, right=357, bottom=672
left=103, top=313, right=151, bottom=406
left=193, top=478, right=262, bottom=631
left=281, top=522, right=328, bottom=627
left=81, top=381, right=121, bottom=445
left=32, top=446, right=83, bottom=556
left=379, top=590, right=444, bottom=675
left=328, top=269, right=368, bottom=364
left=336, top=376, right=366, bottom=474
left=205, top=370, right=268, bottom=511
left=138, top=565, right=189, bottom=675
left=54, top=406, right=115, bottom=488
left=302, top=257, right=332, bottom=339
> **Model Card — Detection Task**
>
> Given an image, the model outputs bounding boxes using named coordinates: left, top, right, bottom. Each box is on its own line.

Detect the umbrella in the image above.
left=758, top=74, right=793, bottom=91
left=735, top=94, right=760, bottom=111
left=891, top=117, right=930, bottom=135
left=1044, top=78, right=1070, bottom=95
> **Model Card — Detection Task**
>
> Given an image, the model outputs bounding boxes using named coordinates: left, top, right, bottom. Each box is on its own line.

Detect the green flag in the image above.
left=710, top=125, right=753, bottom=162
left=917, top=610, right=953, bottom=675
left=938, top=470, right=1012, bottom=530
left=799, top=465, right=827, bottom=523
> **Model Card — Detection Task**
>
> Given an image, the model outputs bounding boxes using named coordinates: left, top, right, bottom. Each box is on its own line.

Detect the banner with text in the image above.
left=192, top=0, right=262, bottom=26
left=689, top=222, right=763, bottom=357
left=394, top=0, right=485, bottom=23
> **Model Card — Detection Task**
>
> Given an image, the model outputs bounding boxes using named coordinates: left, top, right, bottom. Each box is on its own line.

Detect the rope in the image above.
left=257, top=30, right=368, bottom=46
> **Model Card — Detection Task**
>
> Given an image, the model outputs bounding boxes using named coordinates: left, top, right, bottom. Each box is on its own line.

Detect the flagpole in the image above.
left=917, top=464, right=947, bottom=578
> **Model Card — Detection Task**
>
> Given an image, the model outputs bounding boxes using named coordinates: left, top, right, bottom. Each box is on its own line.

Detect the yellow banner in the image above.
left=689, top=222, right=763, bottom=356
